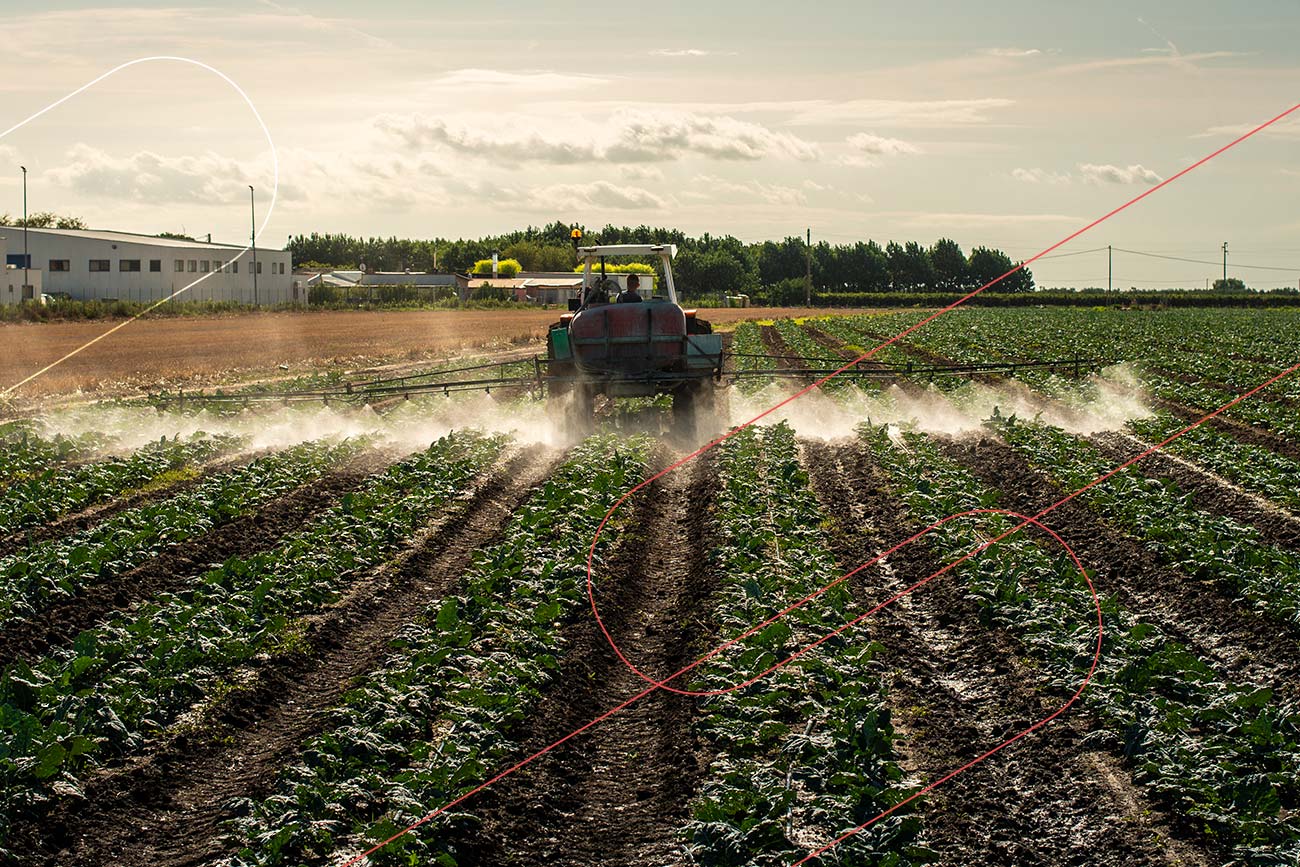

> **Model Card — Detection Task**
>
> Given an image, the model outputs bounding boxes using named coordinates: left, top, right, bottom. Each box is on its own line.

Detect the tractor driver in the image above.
left=616, top=274, right=643, bottom=304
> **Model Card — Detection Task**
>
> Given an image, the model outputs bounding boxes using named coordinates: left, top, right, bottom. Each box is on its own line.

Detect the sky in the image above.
left=0, top=0, right=1297, bottom=289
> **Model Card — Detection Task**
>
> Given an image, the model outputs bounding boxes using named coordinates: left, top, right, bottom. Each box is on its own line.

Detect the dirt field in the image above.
left=0, top=307, right=865, bottom=402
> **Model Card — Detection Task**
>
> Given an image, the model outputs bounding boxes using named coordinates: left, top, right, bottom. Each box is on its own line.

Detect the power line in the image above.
left=1108, top=246, right=1300, bottom=273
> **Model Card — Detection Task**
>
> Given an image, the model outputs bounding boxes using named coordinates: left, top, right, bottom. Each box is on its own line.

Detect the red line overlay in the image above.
left=336, top=99, right=1300, bottom=866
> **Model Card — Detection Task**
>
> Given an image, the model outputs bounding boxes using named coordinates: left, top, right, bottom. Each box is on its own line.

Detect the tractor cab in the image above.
left=546, top=243, right=723, bottom=437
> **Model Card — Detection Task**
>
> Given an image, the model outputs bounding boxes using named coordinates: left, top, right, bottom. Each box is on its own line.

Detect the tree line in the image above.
left=286, top=221, right=1035, bottom=301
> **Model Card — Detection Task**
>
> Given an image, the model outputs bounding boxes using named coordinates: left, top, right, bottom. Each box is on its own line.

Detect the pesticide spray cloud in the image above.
left=32, top=391, right=571, bottom=458
left=723, top=363, right=1153, bottom=441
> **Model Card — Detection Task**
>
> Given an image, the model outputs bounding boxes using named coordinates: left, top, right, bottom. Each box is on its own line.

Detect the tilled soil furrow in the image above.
left=800, top=438, right=1204, bottom=867
left=937, top=434, right=1300, bottom=699
left=0, top=449, right=398, bottom=668
left=35, top=445, right=558, bottom=867
left=1092, top=430, right=1300, bottom=550
left=1153, top=395, right=1300, bottom=462
left=463, top=451, right=720, bottom=867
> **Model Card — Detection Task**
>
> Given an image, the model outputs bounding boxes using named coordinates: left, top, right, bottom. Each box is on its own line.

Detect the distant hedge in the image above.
left=809, top=290, right=1300, bottom=309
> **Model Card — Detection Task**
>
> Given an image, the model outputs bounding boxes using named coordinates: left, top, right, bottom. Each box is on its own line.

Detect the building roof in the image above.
left=358, top=272, right=461, bottom=286
left=0, top=225, right=284, bottom=252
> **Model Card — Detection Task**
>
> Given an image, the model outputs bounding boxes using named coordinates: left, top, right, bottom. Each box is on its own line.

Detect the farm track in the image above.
left=0, top=449, right=400, bottom=668
left=758, top=324, right=811, bottom=374
left=1092, top=430, right=1300, bottom=550
left=463, top=449, right=721, bottom=867
left=0, top=450, right=256, bottom=558
left=32, top=444, right=560, bottom=867
left=936, top=435, right=1300, bottom=698
left=800, top=438, right=1206, bottom=867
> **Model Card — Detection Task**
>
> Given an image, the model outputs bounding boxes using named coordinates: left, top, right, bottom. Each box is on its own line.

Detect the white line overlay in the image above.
left=0, top=55, right=279, bottom=398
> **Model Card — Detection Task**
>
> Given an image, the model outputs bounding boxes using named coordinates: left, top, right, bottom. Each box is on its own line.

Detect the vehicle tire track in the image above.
left=0, top=449, right=398, bottom=668
left=32, top=445, right=560, bottom=867
left=461, top=449, right=720, bottom=867
left=801, top=437, right=1208, bottom=867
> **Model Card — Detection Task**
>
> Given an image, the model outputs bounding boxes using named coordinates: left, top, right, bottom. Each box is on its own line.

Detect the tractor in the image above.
left=543, top=244, right=723, bottom=438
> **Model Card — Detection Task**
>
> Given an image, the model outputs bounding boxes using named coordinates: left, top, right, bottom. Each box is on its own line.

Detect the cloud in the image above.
left=846, top=133, right=920, bottom=156
left=784, top=97, right=1014, bottom=128
left=379, top=109, right=820, bottom=165
left=1011, top=167, right=1071, bottom=184
left=1193, top=119, right=1300, bottom=139
left=685, top=174, right=808, bottom=206
left=41, top=143, right=298, bottom=203
left=1051, top=50, right=1243, bottom=75
left=1078, top=162, right=1162, bottom=185
left=839, top=132, right=921, bottom=167
left=649, top=48, right=737, bottom=57
left=986, top=47, right=1042, bottom=57
left=526, top=180, right=666, bottom=210
left=619, top=165, right=665, bottom=181
left=427, top=68, right=607, bottom=92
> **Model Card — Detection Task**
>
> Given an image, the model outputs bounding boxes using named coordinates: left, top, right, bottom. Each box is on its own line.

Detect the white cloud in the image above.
left=427, top=68, right=607, bottom=92
left=379, top=109, right=819, bottom=165
left=650, top=48, right=708, bottom=57
left=1078, top=162, right=1162, bottom=185
left=785, top=97, right=1014, bottom=128
left=1011, top=167, right=1072, bottom=184
left=619, top=165, right=665, bottom=181
left=41, top=144, right=297, bottom=204
left=525, top=180, right=666, bottom=210
left=846, top=133, right=920, bottom=156
left=686, top=174, right=808, bottom=206
left=986, top=47, right=1042, bottom=57
left=1193, top=119, right=1300, bottom=139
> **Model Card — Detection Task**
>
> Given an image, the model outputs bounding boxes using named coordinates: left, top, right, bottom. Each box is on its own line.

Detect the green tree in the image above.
left=968, top=246, right=1034, bottom=292
left=929, top=238, right=969, bottom=290
left=1212, top=277, right=1248, bottom=293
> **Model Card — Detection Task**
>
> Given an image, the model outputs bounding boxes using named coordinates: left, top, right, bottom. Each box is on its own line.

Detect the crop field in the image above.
left=3, top=306, right=1300, bottom=867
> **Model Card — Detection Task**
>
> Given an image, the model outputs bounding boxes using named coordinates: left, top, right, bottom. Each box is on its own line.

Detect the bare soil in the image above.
left=461, top=449, right=721, bottom=867
left=0, top=307, right=865, bottom=403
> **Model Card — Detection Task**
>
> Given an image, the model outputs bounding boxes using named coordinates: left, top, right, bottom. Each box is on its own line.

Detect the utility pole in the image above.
left=1222, top=241, right=1228, bottom=285
left=20, top=166, right=28, bottom=302
left=249, top=185, right=258, bottom=306
left=804, top=227, right=812, bottom=306
left=1107, top=244, right=1112, bottom=296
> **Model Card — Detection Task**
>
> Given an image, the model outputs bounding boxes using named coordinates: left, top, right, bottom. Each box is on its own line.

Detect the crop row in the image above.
left=686, top=423, right=931, bottom=866
left=731, top=321, right=778, bottom=394
left=0, top=423, right=113, bottom=489
left=0, top=438, right=359, bottom=631
left=1127, top=411, right=1300, bottom=513
left=861, top=423, right=1300, bottom=863
left=215, top=434, right=651, bottom=866
left=989, top=415, right=1300, bottom=628
left=0, top=432, right=243, bottom=536
left=0, top=431, right=505, bottom=852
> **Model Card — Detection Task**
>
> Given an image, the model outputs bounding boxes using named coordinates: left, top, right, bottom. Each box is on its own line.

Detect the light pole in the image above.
left=20, top=166, right=28, bottom=302
left=249, top=184, right=258, bottom=307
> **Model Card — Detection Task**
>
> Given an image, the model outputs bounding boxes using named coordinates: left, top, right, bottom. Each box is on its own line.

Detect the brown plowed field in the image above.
left=0, top=307, right=865, bottom=400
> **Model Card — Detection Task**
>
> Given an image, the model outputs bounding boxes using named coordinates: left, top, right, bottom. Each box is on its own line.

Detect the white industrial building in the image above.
left=0, top=226, right=296, bottom=306
left=0, top=232, right=40, bottom=303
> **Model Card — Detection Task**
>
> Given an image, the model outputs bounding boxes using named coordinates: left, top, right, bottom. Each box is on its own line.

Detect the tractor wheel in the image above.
left=673, top=380, right=718, bottom=442
left=564, top=382, right=596, bottom=440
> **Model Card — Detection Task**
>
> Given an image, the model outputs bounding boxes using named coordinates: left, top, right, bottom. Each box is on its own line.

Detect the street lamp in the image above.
left=249, top=184, right=258, bottom=307
left=20, top=166, right=28, bottom=302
